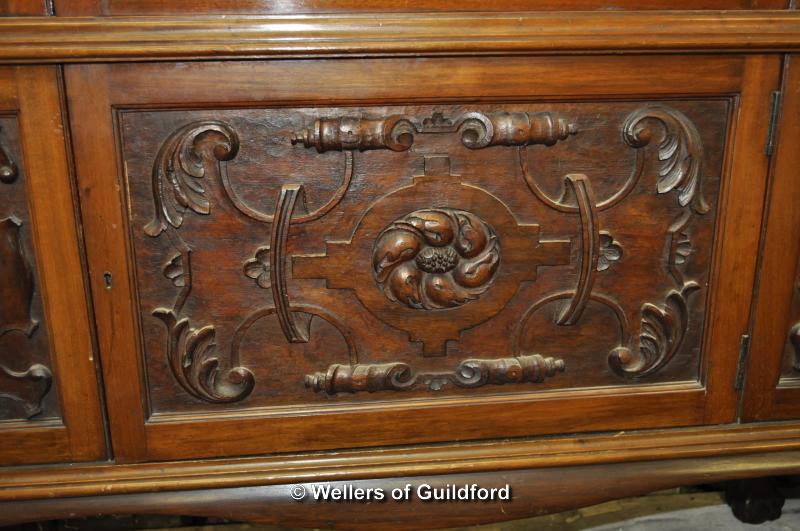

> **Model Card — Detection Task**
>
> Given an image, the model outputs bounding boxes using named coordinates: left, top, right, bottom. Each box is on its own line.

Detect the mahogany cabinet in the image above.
left=1, top=3, right=800, bottom=529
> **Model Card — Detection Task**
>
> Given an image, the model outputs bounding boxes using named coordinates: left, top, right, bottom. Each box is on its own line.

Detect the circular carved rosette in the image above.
left=373, top=209, right=500, bottom=310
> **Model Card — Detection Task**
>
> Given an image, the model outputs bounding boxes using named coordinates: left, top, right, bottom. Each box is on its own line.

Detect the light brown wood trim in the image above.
left=0, top=11, right=799, bottom=63
left=742, top=54, right=800, bottom=420
left=15, top=66, right=108, bottom=463
left=701, top=55, right=782, bottom=422
left=2, top=422, right=800, bottom=501
left=3, top=451, right=800, bottom=529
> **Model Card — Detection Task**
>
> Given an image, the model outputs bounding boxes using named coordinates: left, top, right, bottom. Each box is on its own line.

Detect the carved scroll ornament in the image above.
left=608, top=282, right=700, bottom=378
left=0, top=363, right=52, bottom=419
left=292, top=111, right=577, bottom=153
left=622, top=106, right=710, bottom=214
left=305, top=354, right=565, bottom=394
left=141, top=102, right=715, bottom=404
left=145, top=121, right=239, bottom=237
left=153, top=240, right=255, bottom=403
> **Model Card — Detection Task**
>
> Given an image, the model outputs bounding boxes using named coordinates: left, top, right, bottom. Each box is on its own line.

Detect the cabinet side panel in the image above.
left=0, top=115, right=60, bottom=423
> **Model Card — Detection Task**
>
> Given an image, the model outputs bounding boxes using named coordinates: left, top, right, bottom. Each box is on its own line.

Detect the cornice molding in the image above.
left=0, top=11, right=798, bottom=63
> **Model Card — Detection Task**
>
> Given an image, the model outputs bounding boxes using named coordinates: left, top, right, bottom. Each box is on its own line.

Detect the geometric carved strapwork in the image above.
left=124, top=101, right=725, bottom=409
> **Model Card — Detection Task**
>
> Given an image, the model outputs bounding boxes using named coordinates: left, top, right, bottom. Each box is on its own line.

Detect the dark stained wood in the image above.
left=65, top=53, right=774, bottom=462
left=1, top=12, right=800, bottom=64
left=2, top=6, right=798, bottom=529
left=3, top=450, right=800, bottom=529
left=742, top=54, right=800, bottom=421
left=0, top=113, right=55, bottom=422
left=54, top=0, right=789, bottom=16
left=0, top=66, right=106, bottom=465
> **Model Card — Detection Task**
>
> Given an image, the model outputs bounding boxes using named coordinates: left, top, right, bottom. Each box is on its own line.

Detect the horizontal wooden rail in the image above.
left=2, top=422, right=800, bottom=501
left=0, top=11, right=799, bottom=62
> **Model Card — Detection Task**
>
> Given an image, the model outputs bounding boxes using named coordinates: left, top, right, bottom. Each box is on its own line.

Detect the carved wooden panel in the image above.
left=778, top=256, right=800, bottom=381
left=0, top=116, right=58, bottom=421
left=118, top=100, right=728, bottom=415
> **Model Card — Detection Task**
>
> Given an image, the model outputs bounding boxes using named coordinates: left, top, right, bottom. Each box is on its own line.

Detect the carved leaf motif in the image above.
left=243, top=246, right=271, bottom=289
left=163, top=253, right=187, bottom=287
left=145, top=121, right=240, bottom=237
left=608, top=281, right=700, bottom=378
left=0, top=363, right=52, bottom=419
left=0, top=217, right=38, bottom=337
left=153, top=309, right=255, bottom=403
left=622, top=106, right=710, bottom=214
left=597, top=231, right=623, bottom=272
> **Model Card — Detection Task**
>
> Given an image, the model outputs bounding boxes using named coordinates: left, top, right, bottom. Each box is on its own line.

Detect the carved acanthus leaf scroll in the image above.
left=145, top=121, right=239, bottom=237
left=622, top=106, right=710, bottom=214
left=153, top=238, right=255, bottom=403
left=152, top=309, right=255, bottom=403
left=305, top=354, right=565, bottom=394
left=608, top=281, right=701, bottom=378
left=0, top=363, right=52, bottom=419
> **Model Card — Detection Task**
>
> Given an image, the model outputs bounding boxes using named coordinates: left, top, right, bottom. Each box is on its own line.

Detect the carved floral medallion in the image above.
left=373, top=208, right=500, bottom=310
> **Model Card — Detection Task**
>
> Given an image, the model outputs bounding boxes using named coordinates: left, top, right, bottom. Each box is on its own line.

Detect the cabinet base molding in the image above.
left=2, top=449, right=800, bottom=529
left=2, top=423, right=800, bottom=511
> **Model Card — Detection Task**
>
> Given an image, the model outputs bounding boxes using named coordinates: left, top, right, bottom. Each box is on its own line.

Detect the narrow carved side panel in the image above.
left=119, top=101, right=727, bottom=414
left=0, top=118, right=58, bottom=421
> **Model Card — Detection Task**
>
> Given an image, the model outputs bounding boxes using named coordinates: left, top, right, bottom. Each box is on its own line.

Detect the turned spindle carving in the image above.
left=306, top=354, right=565, bottom=394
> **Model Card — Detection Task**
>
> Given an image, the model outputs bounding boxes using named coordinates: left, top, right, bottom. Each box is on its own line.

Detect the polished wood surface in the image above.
left=55, top=0, right=789, bottom=16
left=1, top=422, right=800, bottom=502
left=64, top=54, right=779, bottom=462
left=0, top=66, right=106, bottom=465
left=0, top=3, right=799, bottom=529
left=0, top=0, right=49, bottom=16
left=0, top=12, right=799, bottom=63
left=742, top=54, right=800, bottom=421
left=3, top=450, right=800, bottom=529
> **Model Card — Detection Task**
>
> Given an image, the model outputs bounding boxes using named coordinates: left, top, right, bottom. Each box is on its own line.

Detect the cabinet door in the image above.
left=67, top=56, right=778, bottom=463
left=0, top=67, right=106, bottom=465
left=742, top=55, right=800, bottom=420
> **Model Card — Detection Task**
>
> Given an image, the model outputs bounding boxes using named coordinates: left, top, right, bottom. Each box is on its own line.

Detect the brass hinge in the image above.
left=765, top=91, right=782, bottom=157
left=735, top=334, right=751, bottom=390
